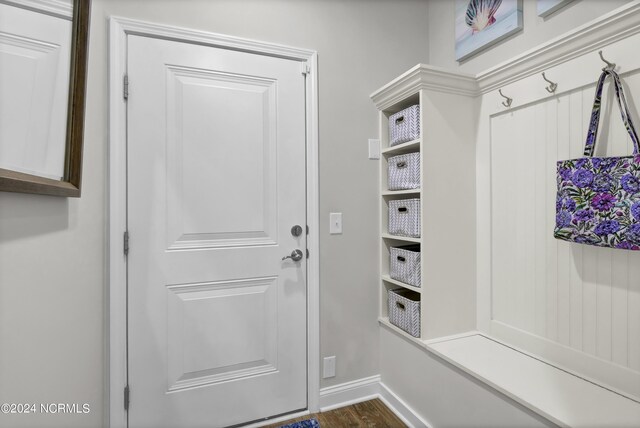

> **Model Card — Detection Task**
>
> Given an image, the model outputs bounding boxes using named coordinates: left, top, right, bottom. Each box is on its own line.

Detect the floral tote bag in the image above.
left=554, top=69, right=640, bottom=250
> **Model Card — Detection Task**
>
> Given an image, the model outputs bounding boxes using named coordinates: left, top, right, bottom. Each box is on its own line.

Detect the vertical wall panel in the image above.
left=512, top=109, right=526, bottom=330
left=622, top=74, right=640, bottom=372
left=612, top=251, right=629, bottom=366
left=568, top=89, right=586, bottom=350
left=521, top=107, right=537, bottom=333
left=537, top=97, right=556, bottom=338
left=579, top=86, right=598, bottom=356
left=596, top=249, right=613, bottom=360
left=490, top=72, right=640, bottom=377
left=534, top=102, right=547, bottom=337
left=582, top=245, right=598, bottom=356
left=491, top=112, right=517, bottom=327
left=596, top=82, right=623, bottom=361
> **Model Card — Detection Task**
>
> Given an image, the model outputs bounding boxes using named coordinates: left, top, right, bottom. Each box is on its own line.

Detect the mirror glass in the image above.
left=0, top=0, right=89, bottom=197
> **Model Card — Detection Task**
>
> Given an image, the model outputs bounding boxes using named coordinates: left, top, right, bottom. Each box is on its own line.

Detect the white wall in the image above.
left=0, top=1, right=429, bottom=426
left=427, top=0, right=630, bottom=75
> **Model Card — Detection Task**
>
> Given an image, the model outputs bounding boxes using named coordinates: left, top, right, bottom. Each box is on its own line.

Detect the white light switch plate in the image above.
left=368, top=138, right=380, bottom=159
left=323, top=356, right=336, bottom=378
left=329, top=213, right=342, bottom=234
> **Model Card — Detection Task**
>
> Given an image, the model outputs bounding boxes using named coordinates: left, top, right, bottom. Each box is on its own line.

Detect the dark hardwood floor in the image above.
left=263, top=399, right=407, bottom=428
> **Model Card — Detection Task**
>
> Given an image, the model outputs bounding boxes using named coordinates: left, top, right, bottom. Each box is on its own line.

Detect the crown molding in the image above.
left=477, top=1, right=640, bottom=94
left=370, top=64, right=478, bottom=110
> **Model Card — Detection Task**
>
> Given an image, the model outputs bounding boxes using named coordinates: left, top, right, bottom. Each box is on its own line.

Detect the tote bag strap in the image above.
left=583, top=69, right=640, bottom=157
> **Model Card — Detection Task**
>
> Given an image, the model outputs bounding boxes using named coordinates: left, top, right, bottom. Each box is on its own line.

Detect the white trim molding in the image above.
left=319, top=376, right=432, bottom=428
left=319, top=375, right=381, bottom=412
left=108, top=16, right=319, bottom=427
left=370, top=64, right=478, bottom=110
left=378, top=383, right=433, bottom=428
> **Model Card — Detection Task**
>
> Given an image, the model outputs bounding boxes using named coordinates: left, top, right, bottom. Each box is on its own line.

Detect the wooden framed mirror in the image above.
left=0, top=0, right=91, bottom=197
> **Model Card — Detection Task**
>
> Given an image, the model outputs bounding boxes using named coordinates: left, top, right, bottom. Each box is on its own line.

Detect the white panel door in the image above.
left=127, top=35, right=307, bottom=428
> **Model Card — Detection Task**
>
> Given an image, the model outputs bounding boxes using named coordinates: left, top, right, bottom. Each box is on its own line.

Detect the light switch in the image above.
left=323, top=356, right=336, bottom=378
left=329, top=213, right=342, bottom=234
left=368, top=138, right=380, bottom=159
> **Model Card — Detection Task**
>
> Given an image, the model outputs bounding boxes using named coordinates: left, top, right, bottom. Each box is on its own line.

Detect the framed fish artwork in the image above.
left=455, top=0, right=523, bottom=61
left=537, top=0, right=574, bottom=17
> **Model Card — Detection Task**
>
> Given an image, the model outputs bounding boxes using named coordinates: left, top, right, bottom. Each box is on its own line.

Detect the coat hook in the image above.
left=598, top=50, right=616, bottom=71
left=542, top=72, right=558, bottom=93
left=499, top=89, right=512, bottom=108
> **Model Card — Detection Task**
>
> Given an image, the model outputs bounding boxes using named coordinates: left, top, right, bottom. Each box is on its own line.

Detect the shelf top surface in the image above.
left=428, top=334, right=640, bottom=427
left=382, top=275, right=421, bottom=293
left=381, top=139, right=420, bottom=155
left=382, top=189, right=421, bottom=196
left=381, top=234, right=421, bottom=243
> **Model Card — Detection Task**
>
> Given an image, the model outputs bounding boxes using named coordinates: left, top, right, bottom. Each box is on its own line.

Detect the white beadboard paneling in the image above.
left=490, top=69, right=640, bottom=396
left=545, top=99, right=559, bottom=343
left=612, top=251, right=629, bottom=367
left=596, top=249, right=613, bottom=361
left=521, top=106, right=537, bottom=334
left=582, top=245, right=598, bottom=356
left=491, top=112, right=516, bottom=327
left=534, top=102, right=547, bottom=338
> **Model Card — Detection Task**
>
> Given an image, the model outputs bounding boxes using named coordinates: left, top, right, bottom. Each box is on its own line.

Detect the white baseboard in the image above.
left=318, top=375, right=431, bottom=428
left=319, top=375, right=381, bottom=411
left=378, top=382, right=432, bottom=428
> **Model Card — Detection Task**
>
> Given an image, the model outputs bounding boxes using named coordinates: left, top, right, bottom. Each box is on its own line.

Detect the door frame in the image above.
left=107, top=16, right=320, bottom=427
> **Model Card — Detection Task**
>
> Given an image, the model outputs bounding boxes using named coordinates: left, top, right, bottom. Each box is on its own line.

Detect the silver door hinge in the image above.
left=124, top=385, right=130, bottom=410
left=123, top=74, right=129, bottom=100
left=306, top=225, right=309, bottom=235
left=124, top=231, right=130, bottom=256
left=306, top=248, right=309, bottom=258
left=301, top=63, right=311, bottom=76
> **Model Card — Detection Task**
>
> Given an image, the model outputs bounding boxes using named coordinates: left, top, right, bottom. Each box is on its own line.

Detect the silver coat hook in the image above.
left=499, top=89, right=512, bottom=108
left=542, top=72, right=558, bottom=93
left=598, top=50, right=616, bottom=71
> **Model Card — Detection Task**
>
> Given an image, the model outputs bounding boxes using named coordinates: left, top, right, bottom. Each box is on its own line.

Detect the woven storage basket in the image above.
left=389, top=105, right=420, bottom=147
left=388, top=288, right=420, bottom=337
left=390, top=245, right=421, bottom=287
left=388, top=198, right=420, bottom=238
left=388, top=152, right=420, bottom=190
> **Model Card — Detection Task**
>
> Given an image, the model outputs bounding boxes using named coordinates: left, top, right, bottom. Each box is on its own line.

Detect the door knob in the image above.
left=291, top=225, right=303, bottom=237
left=282, top=249, right=304, bottom=262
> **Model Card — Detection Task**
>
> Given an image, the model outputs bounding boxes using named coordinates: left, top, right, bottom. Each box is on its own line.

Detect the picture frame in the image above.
left=455, top=0, right=523, bottom=62
left=0, top=0, right=91, bottom=197
left=537, top=0, right=574, bottom=18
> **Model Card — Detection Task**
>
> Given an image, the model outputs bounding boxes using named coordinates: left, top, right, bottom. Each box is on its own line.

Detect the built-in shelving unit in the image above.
left=377, top=92, right=423, bottom=339
left=372, top=64, right=478, bottom=341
